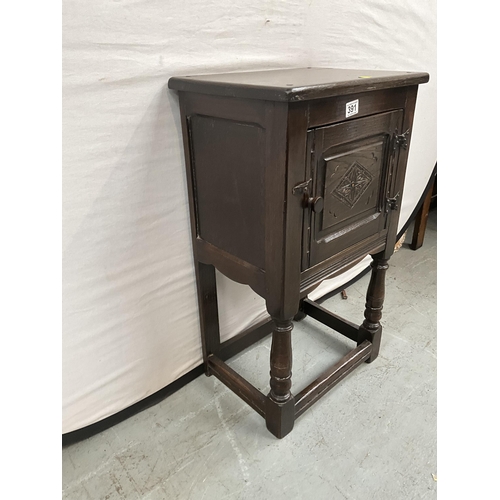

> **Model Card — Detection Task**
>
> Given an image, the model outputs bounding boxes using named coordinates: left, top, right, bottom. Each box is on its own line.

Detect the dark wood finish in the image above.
left=306, top=110, right=402, bottom=268
left=357, top=255, right=389, bottom=363
left=301, top=298, right=359, bottom=342
left=195, top=262, right=221, bottom=367
left=189, top=114, right=266, bottom=269
left=169, top=67, right=429, bottom=102
left=169, top=67, right=428, bottom=438
left=197, top=239, right=267, bottom=297
left=208, top=355, right=267, bottom=417
left=266, top=393, right=295, bottom=439
left=293, top=310, right=307, bottom=322
left=295, top=340, right=372, bottom=418
left=411, top=173, right=436, bottom=250
left=299, top=233, right=386, bottom=296
left=306, top=87, right=409, bottom=128
left=269, top=319, right=294, bottom=403
left=383, top=86, right=419, bottom=258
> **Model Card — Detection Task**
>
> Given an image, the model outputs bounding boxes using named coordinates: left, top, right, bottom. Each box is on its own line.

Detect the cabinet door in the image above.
left=305, top=109, right=403, bottom=269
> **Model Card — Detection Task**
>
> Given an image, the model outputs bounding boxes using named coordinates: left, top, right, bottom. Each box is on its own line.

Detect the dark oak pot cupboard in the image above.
left=168, top=67, right=429, bottom=438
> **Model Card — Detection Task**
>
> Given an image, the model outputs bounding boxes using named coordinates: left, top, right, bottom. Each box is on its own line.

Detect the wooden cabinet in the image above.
left=169, top=67, right=429, bottom=438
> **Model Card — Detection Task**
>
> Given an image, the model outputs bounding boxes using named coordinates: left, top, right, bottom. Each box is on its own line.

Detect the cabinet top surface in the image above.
left=168, top=67, right=429, bottom=102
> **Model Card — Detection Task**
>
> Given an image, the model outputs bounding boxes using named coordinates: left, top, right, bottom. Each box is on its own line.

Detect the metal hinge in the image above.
left=386, top=192, right=400, bottom=212
left=393, top=129, right=410, bottom=151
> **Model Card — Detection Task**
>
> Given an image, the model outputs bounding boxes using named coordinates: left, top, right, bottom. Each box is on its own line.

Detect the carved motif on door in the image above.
left=332, top=161, right=373, bottom=208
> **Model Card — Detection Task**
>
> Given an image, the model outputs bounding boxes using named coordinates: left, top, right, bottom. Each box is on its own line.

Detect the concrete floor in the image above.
left=63, top=209, right=437, bottom=499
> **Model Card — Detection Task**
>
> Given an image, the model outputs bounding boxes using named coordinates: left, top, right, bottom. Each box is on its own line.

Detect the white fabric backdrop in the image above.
left=62, top=0, right=436, bottom=433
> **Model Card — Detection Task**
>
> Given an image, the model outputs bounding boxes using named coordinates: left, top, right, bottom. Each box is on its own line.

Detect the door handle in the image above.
left=307, top=196, right=324, bottom=213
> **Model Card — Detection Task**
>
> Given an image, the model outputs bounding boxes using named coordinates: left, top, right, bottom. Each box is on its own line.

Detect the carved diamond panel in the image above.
left=332, top=161, right=373, bottom=208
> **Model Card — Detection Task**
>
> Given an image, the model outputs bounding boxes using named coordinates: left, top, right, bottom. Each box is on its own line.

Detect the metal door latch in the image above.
left=292, top=179, right=324, bottom=213
left=292, top=179, right=312, bottom=195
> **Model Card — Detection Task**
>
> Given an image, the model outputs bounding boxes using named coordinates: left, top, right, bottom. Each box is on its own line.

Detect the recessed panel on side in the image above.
left=189, top=115, right=266, bottom=270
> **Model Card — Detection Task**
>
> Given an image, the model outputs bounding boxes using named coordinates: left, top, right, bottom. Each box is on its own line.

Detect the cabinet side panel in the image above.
left=189, top=115, right=266, bottom=270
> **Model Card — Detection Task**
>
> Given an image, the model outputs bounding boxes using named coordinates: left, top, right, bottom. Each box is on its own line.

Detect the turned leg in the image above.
left=269, top=319, right=293, bottom=402
left=266, top=318, right=295, bottom=438
left=358, top=255, right=389, bottom=363
left=195, top=262, right=221, bottom=374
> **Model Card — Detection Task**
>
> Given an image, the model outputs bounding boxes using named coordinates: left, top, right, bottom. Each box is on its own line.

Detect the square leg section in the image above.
left=194, top=262, right=221, bottom=374
left=265, top=395, right=296, bottom=439
left=358, top=324, right=382, bottom=363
